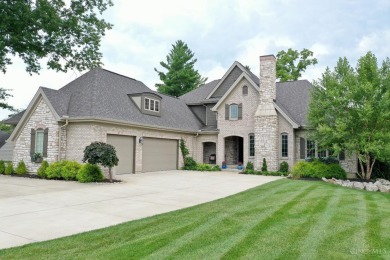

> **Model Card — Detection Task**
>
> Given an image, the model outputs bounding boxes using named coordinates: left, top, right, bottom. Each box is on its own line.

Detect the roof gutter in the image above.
left=61, top=117, right=201, bottom=135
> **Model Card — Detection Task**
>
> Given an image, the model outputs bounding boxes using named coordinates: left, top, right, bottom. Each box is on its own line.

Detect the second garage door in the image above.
left=107, top=134, right=135, bottom=174
left=142, top=138, right=178, bottom=172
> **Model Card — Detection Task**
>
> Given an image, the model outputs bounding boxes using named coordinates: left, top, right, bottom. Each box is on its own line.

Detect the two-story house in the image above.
left=1, top=54, right=357, bottom=175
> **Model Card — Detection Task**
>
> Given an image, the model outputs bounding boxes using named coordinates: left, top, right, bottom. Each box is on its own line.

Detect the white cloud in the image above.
left=310, top=43, right=330, bottom=58
left=357, top=30, right=390, bottom=58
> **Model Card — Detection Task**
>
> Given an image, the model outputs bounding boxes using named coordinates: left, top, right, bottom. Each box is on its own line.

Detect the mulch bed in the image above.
left=1, top=173, right=121, bottom=183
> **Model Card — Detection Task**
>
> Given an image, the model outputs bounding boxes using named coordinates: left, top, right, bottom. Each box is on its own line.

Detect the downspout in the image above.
left=58, top=117, right=69, bottom=161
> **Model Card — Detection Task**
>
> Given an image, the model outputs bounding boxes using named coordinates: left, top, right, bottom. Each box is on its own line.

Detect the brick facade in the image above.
left=216, top=77, right=259, bottom=167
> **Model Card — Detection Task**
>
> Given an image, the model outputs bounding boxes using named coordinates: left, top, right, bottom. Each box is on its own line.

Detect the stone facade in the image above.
left=254, top=55, right=279, bottom=171
left=13, top=98, right=60, bottom=172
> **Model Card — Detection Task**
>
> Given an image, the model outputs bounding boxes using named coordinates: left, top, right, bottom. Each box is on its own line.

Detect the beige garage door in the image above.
left=107, top=134, right=135, bottom=174
left=142, top=138, right=178, bottom=172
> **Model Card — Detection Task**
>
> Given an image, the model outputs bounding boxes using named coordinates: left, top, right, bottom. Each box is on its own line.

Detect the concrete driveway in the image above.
left=0, top=171, right=282, bottom=249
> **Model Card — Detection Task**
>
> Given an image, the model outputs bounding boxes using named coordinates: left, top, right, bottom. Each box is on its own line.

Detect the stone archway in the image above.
left=224, top=136, right=243, bottom=165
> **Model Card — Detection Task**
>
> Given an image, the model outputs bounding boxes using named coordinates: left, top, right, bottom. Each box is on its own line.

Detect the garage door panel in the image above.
left=143, top=138, right=178, bottom=172
left=107, top=135, right=135, bottom=174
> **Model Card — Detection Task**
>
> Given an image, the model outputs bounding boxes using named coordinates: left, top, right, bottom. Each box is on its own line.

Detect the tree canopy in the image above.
left=0, top=0, right=113, bottom=74
left=276, top=48, right=318, bottom=82
left=155, top=40, right=207, bottom=97
left=308, top=52, right=390, bottom=180
left=83, top=142, right=118, bottom=182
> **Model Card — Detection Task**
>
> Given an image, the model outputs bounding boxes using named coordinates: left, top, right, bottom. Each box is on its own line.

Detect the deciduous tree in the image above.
left=308, top=52, right=390, bottom=180
left=0, top=0, right=113, bottom=74
left=276, top=48, right=318, bottom=81
left=155, top=40, right=206, bottom=96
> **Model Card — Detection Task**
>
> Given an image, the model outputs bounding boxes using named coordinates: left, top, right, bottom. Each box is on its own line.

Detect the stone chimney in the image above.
left=254, top=54, right=278, bottom=171
left=259, top=55, right=276, bottom=104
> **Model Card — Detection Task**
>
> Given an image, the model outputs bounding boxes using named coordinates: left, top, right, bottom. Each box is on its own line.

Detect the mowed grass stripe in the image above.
left=296, top=183, right=343, bottom=259
left=158, top=180, right=314, bottom=259
left=142, top=179, right=297, bottom=259
left=1, top=179, right=390, bottom=260
left=220, top=182, right=317, bottom=259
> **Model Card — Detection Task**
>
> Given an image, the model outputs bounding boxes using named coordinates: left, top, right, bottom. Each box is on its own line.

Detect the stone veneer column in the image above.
left=254, top=55, right=279, bottom=171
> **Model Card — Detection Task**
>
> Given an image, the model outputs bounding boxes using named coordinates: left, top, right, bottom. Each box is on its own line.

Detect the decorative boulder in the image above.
left=365, top=183, right=379, bottom=192
left=352, top=182, right=364, bottom=190
left=377, top=184, right=390, bottom=193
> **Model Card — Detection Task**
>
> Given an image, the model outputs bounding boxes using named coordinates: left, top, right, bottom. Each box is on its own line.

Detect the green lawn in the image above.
left=1, top=179, right=390, bottom=259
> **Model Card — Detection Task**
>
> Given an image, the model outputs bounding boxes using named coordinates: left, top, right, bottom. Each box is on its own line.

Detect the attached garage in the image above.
left=142, top=138, right=178, bottom=172
left=107, top=134, right=135, bottom=174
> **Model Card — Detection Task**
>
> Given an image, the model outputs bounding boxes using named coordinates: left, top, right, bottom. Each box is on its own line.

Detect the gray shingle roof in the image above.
left=276, top=80, right=312, bottom=126
left=2, top=110, right=25, bottom=125
left=0, top=130, right=10, bottom=148
left=42, top=68, right=203, bottom=132
left=180, top=79, right=220, bottom=104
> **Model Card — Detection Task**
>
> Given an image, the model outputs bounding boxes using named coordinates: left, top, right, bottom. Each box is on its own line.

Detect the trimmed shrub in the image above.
left=45, top=160, right=83, bottom=180
left=292, top=160, right=346, bottom=179
left=261, top=158, right=267, bottom=172
left=5, top=162, right=14, bottom=175
left=77, top=163, right=104, bottom=183
left=45, top=161, right=64, bottom=179
left=279, top=161, right=289, bottom=173
left=61, top=161, right=82, bottom=180
left=16, top=161, right=27, bottom=175
left=0, top=160, right=5, bottom=174
left=195, top=163, right=212, bottom=171
left=37, top=160, right=49, bottom=178
left=246, top=161, right=254, bottom=170
left=212, top=165, right=221, bottom=171
left=244, top=169, right=255, bottom=175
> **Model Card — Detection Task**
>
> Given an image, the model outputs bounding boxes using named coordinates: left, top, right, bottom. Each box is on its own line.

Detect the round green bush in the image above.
left=279, top=161, right=289, bottom=172
left=292, top=160, right=346, bottom=179
left=211, top=165, right=221, bottom=171
left=16, top=161, right=27, bottom=175
left=4, top=162, right=14, bottom=175
left=77, top=164, right=104, bottom=183
left=61, top=161, right=82, bottom=180
left=45, top=161, right=64, bottom=179
left=37, top=160, right=49, bottom=178
left=0, top=160, right=5, bottom=174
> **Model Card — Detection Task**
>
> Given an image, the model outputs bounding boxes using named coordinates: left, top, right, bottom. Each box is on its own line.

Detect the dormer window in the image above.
left=144, top=97, right=160, bottom=112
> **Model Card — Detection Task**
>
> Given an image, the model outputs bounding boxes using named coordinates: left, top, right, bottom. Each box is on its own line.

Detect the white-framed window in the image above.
left=144, top=97, right=160, bottom=112
left=229, top=104, right=238, bottom=120
left=281, top=134, right=288, bottom=157
left=249, top=134, right=255, bottom=157
left=35, top=129, right=44, bottom=154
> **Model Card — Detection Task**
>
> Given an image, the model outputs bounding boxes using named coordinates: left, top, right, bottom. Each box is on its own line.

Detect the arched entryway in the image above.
left=203, top=142, right=216, bottom=164
left=224, top=136, right=243, bottom=165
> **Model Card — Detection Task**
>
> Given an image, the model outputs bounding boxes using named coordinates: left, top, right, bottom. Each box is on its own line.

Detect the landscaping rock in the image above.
left=341, top=181, right=353, bottom=188
left=365, top=183, right=379, bottom=192
left=321, top=177, right=390, bottom=193
left=377, top=178, right=390, bottom=185
left=352, top=182, right=364, bottom=190
left=377, top=184, right=390, bottom=193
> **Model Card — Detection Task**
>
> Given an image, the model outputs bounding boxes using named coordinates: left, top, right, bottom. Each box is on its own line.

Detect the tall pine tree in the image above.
left=155, top=40, right=207, bottom=96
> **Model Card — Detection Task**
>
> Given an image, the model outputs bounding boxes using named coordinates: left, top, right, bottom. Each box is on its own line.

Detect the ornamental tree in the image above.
left=308, top=52, right=390, bottom=180
left=276, top=48, right=318, bottom=81
left=0, top=0, right=113, bottom=74
left=155, top=40, right=207, bottom=96
left=83, top=142, right=118, bottom=182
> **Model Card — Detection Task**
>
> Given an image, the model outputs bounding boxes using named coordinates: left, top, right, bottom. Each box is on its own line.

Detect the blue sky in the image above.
left=1, top=0, right=390, bottom=119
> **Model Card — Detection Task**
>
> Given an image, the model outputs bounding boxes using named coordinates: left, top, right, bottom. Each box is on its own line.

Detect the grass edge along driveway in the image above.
left=1, top=179, right=390, bottom=259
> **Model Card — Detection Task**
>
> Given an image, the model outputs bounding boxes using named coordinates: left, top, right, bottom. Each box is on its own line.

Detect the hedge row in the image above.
left=291, top=159, right=347, bottom=179
left=182, top=157, right=221, bottom=171
left=0, top=159, right=104, bottom=183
